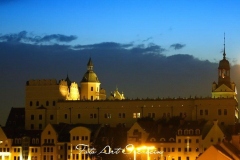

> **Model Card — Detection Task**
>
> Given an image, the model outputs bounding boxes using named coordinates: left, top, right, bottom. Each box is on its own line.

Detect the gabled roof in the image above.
left=5, top=107, right=25, bottom=128
left=47, top=123, right=102, bottom=142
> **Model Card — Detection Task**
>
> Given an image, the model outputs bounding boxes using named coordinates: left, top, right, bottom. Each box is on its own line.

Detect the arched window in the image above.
left=178, top=129, right=182, bottom=135
left=36, top=138, right=39, bottom=144
left=160, top=138, right=165, bottom=142
left=195, top=129, right=200, bottom=135
left=32, top=138, right=35, bottom=144
left=150, top=138, right=156, bottom=142
left=169, top=138, right=175, bottom=142
left=189, top=129, right=193, bottom=135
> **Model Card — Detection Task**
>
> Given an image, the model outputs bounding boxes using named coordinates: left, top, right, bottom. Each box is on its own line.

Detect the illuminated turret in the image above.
left=80, top=58, right=105, bottom=100
left=212, top=34, right=237, bottom=99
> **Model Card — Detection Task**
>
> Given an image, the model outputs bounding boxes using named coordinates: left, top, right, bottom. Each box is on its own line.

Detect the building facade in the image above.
left=25, top=47, right=238, bottom=130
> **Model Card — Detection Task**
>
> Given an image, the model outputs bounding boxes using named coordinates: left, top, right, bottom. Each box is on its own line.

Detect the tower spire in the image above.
left=223, top=33, right=226, bottom=59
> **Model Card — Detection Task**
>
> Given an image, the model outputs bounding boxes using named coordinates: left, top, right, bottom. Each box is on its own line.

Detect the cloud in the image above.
left=38, top=34, right=77, bottom=43
left=142, top=37, right=153, bottom=42
left=0, top=31, right=77, bottom=44
left=73, top=42, right=133, bottom=50
left=170, top=43, right=186, bottom=50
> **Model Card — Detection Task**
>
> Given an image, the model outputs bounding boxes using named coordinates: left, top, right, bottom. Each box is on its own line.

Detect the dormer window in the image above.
left=178, top=129, right=182, bottom=135
left=150, top=138, right=156, bottom=142
left=195, top=129, right=200, bottom=135
left=184, top=129, right=188, bottom=135
left=160, top=138, right=165, bottom=142
left=189, top=129, right=193, bottom=135
left=169, top=138, right=175, bottom=142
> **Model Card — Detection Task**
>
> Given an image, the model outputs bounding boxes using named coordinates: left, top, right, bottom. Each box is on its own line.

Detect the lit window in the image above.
left=105, top=113, right=111, bottom=119
left=133, top=113, right=140, bottom=118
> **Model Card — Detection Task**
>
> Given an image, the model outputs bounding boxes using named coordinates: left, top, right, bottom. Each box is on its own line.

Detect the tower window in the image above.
left=224, top=109, right=227, bottom=115
left=218, top=109, right=222, bottom=115
left=50, top=115, right=54, bottom=120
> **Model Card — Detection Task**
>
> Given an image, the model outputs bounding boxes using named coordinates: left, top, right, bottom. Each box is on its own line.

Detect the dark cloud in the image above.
left=142, top=37, right=153, bottom=42
left=38, top=34, right=77, bottom=43
left=170, top=43, right=186, bottom=50
left=73, top=42, right=133, bottom=50
left=0, top=31, right=77, bottom=44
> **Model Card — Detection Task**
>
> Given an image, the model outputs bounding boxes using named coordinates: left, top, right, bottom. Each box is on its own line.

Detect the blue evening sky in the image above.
left=1, top=0, right=240, bottom=63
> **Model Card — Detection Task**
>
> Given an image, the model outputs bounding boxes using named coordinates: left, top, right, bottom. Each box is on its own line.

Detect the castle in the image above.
left=24, top=43, right=238, bottom=130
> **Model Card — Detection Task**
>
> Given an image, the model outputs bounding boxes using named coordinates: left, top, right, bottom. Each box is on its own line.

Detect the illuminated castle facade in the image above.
left=24, top=45, right=238, bottom=130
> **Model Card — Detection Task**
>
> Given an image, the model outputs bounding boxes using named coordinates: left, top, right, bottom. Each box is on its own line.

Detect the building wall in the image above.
left=25, top=97, right=238, bottom=130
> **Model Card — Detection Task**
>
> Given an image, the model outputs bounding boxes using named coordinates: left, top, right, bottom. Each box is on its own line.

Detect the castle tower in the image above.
left=80, top=58, right=101, bottom=100
left=212, top=35, right=237, bottom=99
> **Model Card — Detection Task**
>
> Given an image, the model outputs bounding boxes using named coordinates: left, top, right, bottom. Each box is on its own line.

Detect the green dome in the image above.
left=81, top=71, right=100, bottom=82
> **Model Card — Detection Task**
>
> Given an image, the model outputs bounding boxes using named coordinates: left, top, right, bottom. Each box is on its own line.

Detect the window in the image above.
left=172, top=148, right=175, bottom=152
left=39, top=115, right=42, bottom=120
left=211, top=138, right=213, bottom=142
left=195, top=129, right=200, bottom=135
left=30, top=101, right=32, bottom=106
left=178, top=148, right=181, bottom=152
left=91, top=87, right=93, bottom=91
left=105, top=113, right=111, bottom=119
left=85, top=136, right=88, bottom=140
left=178, top=157, right=181, bottom=160
left=48, top=131, right=51, bottom=135
left=178, top=130, right=182, bottom=135
left=90, top=113, right=97, bottom=119
left=185, top=139, right=188, bottom=143
left=133, top=113, right=141, bottom=118
left=196, top=139, right=199, bottom=143
left=184, top=130, right=188, bottom=135
left=218, top=109, right=222, bottom=115
left=178, top=139, right=181, bottom=143
left=39, top=124, right=42, bottom=129
left=189, top=129, right=193, bottom=135
left=46, top=101, right=49, bottom=106
left=52, top=101, right=55, bottom=106
left=31, top=124, right=34, bottom=129
left=218, top=138, right=221, bottom=142
left=200, top=109, right=203, bottom=115
left=65, top=114, right=67, bottom=119
left=78, top=114, right=81, bottom=119
left=31, top=115, right=34, bottom=120
left=119, top=113, right=125, bottom=118
left=91, top=96, right=93, bottom=100
left=50, top=115, right=54, bottom=120
left=205, top=110, right=208, bottom=115
left=189, top=139, right=192, bottom=143
left=184, top=148, right=187, bottom=152
left=224, top=109, right=227, bottom=115
left=36, top=101, right=39, bottom=106
left=196, top=148, right=199, bottom=152
left=148, top=113, right=155, bottom=118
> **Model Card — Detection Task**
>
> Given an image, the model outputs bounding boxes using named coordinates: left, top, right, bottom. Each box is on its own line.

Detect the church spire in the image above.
left=87, top=58, right=93, bottom=71
left=223, top=33, right=226, bottom=59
